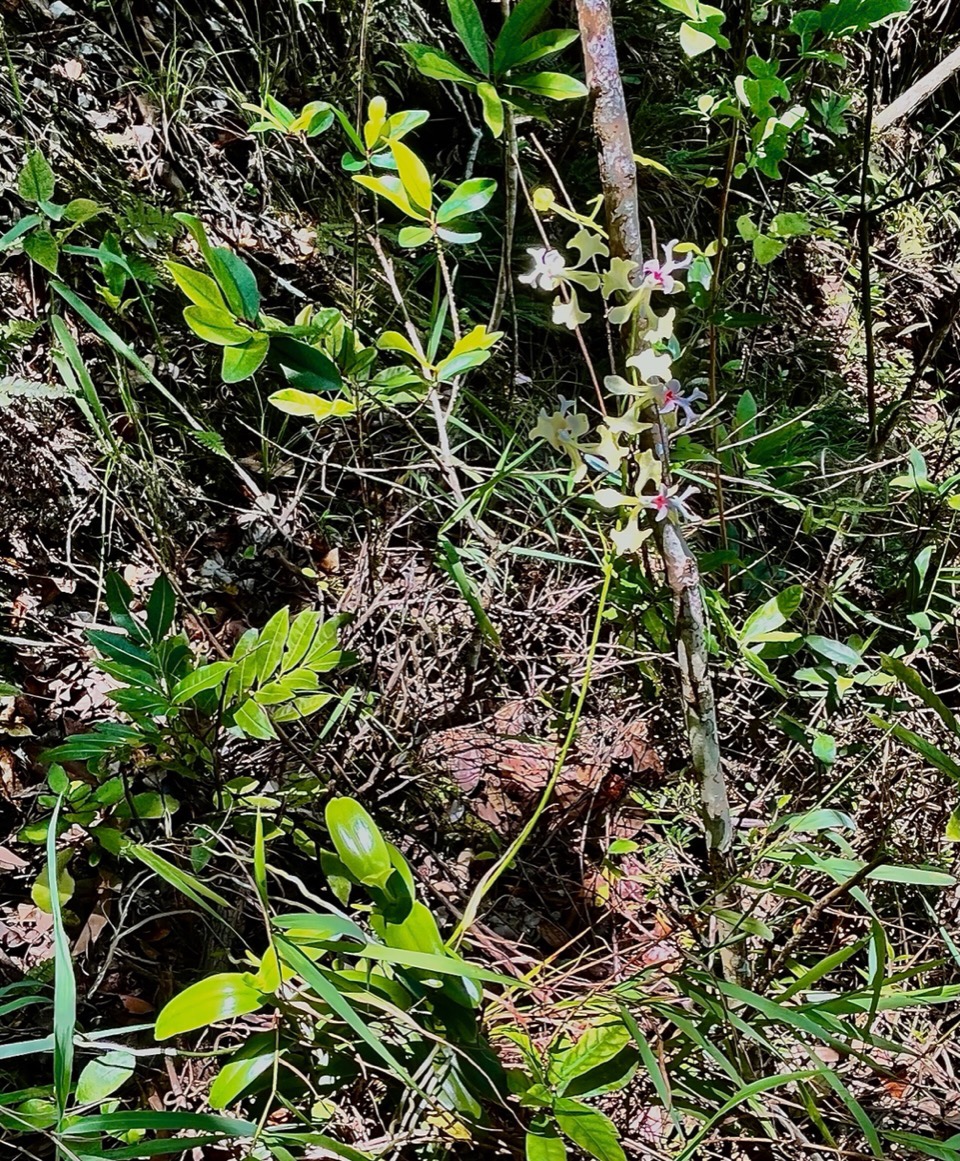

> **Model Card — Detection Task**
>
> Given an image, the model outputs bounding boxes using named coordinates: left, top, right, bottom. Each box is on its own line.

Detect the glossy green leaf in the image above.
left=807, top=635, right=861, bottom=668
left=155, top=973, right=264, bottom=1040
left=477, top=82, right=504, bottom=136
left=172, top=661, right=234, bottom=704
left=397, top=226, right=434, bottom=248
left=389, top=139, right=432, bottom=212
left=183, top=306, right=251, bottom=346
left=222, top=333, right=269, bottom=382
left=437, top=177, right=497, bottom=223
left=494, top=0, right=552, bottom=73
left=510, top=29, right=579, bottom=68
left=550, top=1021, right=631, bottom=1093
left=75, top=1051, right=136, bottom=1106
left=526, top=1127, right=568, bottom=1161
left=269, top=389, right=357, bottom=420
left=167, top=261, right=227, bottom=312
left=233, top=698, right=277, bottom=740
left=209, top=1034, right=277, bottom=1109
left=325, top=797, right=392, bottom=887
left=403, top=43, right=478, bottom=85
left=739, top=585, right=803, bottom=646
left=146, top=575, right=176, bottom=642
left=63, top=198, right=101, bottom=223
left=210, top=248, right=261, bottom=321
left=510, top=71, right=587, bottom=101
left=0, top=213, right=42, bottom=250
left=353, top=173, right=427, bottom=220
left=270, top=335, right=343, bottom=392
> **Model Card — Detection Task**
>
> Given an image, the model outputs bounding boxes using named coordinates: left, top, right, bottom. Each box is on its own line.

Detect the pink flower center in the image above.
left=652, top=492, right=670, bottom=511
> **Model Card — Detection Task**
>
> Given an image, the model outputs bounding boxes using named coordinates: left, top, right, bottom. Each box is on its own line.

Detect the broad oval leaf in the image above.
left=325, top=797, right=392, bottom=887
left=437, top=177, right=497, bottom=223
left=183, top=306, right=251, bottom=346
left=155, top=973, right=264, bottom=1040
left=389, top=139, right=433, bottom=212
left=739, top=584, right=803, bottom=646
left=167, top=261, right=227, bottom=313
left=222, top=332, right=269, bottom=382
left=403, top=42, right=478, bottom=85
left=209, top=248, right=260, bottom=321
left=76, top=1050, right=136, bottom=1106
left=209, top=1034, right=276, bottom=1109
left=270, top=335, right=343, bottom=392
left=23, top=230, right=59, bottom=274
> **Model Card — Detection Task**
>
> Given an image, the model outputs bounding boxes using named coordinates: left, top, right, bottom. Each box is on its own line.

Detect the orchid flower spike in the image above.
left=650, top=378, right=708, bottom=427
left=645, top=482, right=699, bottom=523
left=642, top=240, right=693, bottom=295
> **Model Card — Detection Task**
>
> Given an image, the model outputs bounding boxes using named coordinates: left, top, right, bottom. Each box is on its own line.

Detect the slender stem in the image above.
left=859, top=29, right=879, bottom=446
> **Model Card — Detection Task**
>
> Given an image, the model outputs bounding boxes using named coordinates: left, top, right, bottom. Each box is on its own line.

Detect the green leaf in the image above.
left=879, top=655, right=960, bottom=737
left=222, top=333, right=269, bottom=382
left=437, top=177, right=497, bottom=223
left=402, top=42, right=478, bottom=85
left=0, top=213, right=42, bottom=250
left=447, top=0, right=490, bottom=73
left=155, top=973, right=264, bottom=1040
left=510, top=29, right=579, bottom=68
left=753, top=234, right=786, bottom=265
left=47, top=798, right=75, bottom=1122
left=494, top=0, right=552, bottom=73
left=436, top=227, right=482, bottom=245
left=124, top=843, right=229, bottom=910
left=812, top=733, right=837, bottom=765
left=76, top=1051, right=136, bottom=1106
left=526, top=1127, right=568, bottom=1161
left=679, top=20, right=718, bottom=54
left=146, top=575, right=176, bottom=642
left=550, top=1022, right=631, bottom=1093
left=770, top=211, right=811, bottom=237
left=18, top=151, right=55, bottom=202
left=209, top=248, right=261, bottom=321
left=325, top=797, right=393, bottom=888
left=32, top=850, right=75, bottom=913
left=270, top=336, right=343, bottom=392
left=233, top=699, right=277, bottom=740
left=389, top=140, right=433, bottom=212
left=104, top=571, right=146, bottom=641
left=397, top=226, right=435, bottom=248
left=438, top=539, right=502, bottom=649
left=510, top=71, right=588, bottom=101
left=209, top=1035, right=277, bottom=1110
left=807, top=635, right=862, bottom=668
left=353, top=173, right=427, bottom=220
left=167, top=261, right=227, bottom=312
left=275, top=937, right=425, bottom=1095
left=269, top=389, right=357, bottom=421
left=184, top=306, right=252, bottom=346
left=553, top=1099, right=626, bottom=1161
left=172, top=661, right=234, bottom=704
left=63, top=198, right=101, bottom=223
left=739, top=584, right=803, bottom=646
left=476, top=82, right=504, bottom=137
left=23, top=230, right=59, bottom=274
